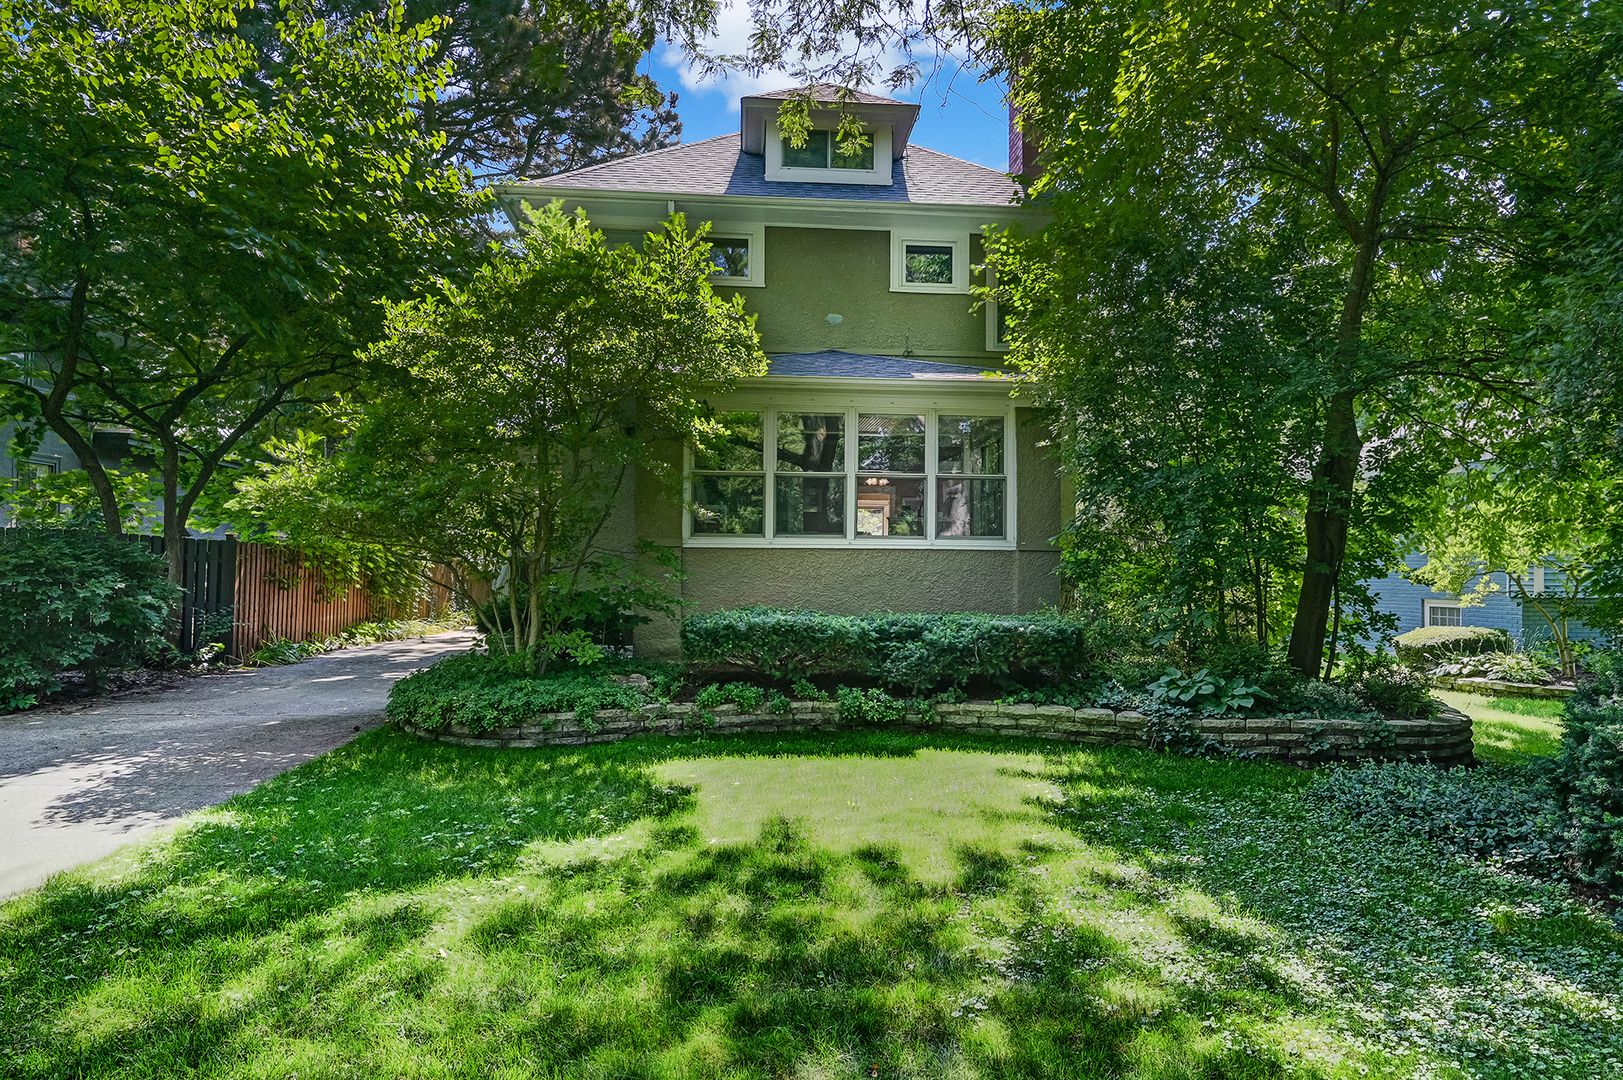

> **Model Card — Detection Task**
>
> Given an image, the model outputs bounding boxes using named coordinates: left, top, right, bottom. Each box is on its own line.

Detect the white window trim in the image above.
left=684, top=402, right=1017, bottom=549
left=1423, top=599, right=1464, bottom=627
left=765, top=122, right=893, bottom=186
left=891, top=233, right=970, bottom=294
left=705, top=223, right=766, bottom=288
left=983, top=264, right=1009, bottom=352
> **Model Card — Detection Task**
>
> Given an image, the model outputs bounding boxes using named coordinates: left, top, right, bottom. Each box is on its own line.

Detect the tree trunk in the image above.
left=35, top=272, right=125, bottom=535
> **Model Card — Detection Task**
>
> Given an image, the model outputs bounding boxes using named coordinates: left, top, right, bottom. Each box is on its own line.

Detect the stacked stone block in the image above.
left=396, top=699, right=1475, bottom=765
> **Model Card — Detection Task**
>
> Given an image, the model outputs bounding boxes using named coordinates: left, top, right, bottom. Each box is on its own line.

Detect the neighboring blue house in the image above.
left=1366, top=552, right=1609, bottom=650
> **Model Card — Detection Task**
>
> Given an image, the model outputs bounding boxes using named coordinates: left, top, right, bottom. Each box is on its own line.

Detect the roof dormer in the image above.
left=741, top=85, right=921, bottom=187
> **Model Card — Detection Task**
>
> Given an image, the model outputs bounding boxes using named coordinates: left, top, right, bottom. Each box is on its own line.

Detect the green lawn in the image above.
left=3, top=727, right=1619, bottom=1079
left=1436, top=690, right=1566, bottom=765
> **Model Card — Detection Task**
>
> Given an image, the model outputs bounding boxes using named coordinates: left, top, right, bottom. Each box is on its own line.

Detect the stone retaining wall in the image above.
left=397, top=699, right=1475, bottom=765
left=1430, top=675, right=1575, bottom=699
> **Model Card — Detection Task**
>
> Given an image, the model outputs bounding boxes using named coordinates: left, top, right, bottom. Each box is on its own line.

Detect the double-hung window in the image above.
left=688, top=407, right=1013, bottom=545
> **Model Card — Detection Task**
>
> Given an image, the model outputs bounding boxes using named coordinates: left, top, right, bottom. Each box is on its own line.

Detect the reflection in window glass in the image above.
left=782, top=130, right=830, bottom=169
left=831, top=135, right=875, bottom=170
left=936, top=477, right=1005, bottom=538
left=776, top=476, right=846, bottom=535
left=938, top=416, right=1004, bottom=474
left=708, top=239, right=749, bottom=279
left=693, top=412, right=763, bottom=472
left=857, top=414, right=925, bottom=473
left=691, top=476, right=765, bottom=535
left=905, top=244, right=954, bottom=284
left=777, top=413, right=845, bottom=473
left=856, top=476, right=925, bottom=537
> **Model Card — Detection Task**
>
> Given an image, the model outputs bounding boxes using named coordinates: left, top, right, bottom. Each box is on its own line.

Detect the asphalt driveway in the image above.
left=0, top=631, right=479, bottom=899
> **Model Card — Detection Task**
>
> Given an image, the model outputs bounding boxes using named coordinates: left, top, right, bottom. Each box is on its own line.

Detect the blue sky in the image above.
left=646, top=38, right=1011, bottom=171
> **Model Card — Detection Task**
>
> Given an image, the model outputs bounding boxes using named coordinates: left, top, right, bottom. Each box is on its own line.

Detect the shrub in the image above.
left=693, top=682, right=765, bottom=712
left=680, top=607, right=1098, bottom=693
left=1278, top=680, right=1376, bottom=721
left=836, top=686, right=906, bottom=724
left=1143, top=667, right=1265, bottom=716
left=1553, top=656, right=1623, bottom=888
left=0, top=524, right=177, bottom=710
left=385, top=652, right=659, bottom=733
left=1392, top=624, right=1510, bottom=669
left=1352, top=665, right=1440, bottom=719
left=1435, top=651, right=1553, bottom=684
left=1306, top=762, right=1567, bottom=868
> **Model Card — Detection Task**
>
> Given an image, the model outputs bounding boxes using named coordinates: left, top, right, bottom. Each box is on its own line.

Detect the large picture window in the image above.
left=688, top=408, right=1012, bottom=545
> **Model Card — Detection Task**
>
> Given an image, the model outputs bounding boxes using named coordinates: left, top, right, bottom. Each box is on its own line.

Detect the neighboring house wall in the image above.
left=1365, top=552, right=1609, bottom=649
left=713, top=228, right=994, bottom=360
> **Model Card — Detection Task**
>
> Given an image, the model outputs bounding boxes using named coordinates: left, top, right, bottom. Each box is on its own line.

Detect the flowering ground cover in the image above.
left=2, top=721, right=1616, bottom=1079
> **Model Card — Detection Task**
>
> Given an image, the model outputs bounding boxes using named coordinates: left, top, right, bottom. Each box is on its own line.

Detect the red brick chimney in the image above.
left=1008, top=98, right=1039, bottom=180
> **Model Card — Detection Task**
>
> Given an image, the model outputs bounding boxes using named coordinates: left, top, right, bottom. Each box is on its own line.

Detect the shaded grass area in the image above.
left=1436, top=690, right=1566, bottom=765
left=3, top=729, right=1619, bottom=1079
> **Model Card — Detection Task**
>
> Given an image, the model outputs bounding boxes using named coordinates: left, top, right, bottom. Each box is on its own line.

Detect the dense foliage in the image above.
left=236, top=205, right=764, bottom=675
left=679, top=608, right=1099, bottom=694
left=385, top=652, right=660, bottom=733
left=1554, top=659, right=1623, bottom=887
left=0, top=525, right=176, bottom=710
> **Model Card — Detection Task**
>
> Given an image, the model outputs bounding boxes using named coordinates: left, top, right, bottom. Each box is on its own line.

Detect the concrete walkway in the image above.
left=0, top=631, right=479, bottom=899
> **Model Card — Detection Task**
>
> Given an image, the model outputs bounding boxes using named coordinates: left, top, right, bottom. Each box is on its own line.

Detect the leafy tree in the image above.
left=234, top=206, right=765, bottom=675
left=291, top=0, right=684, bottom=179
left=0, top=0, right=479, bottom=590
left=986, top=0, right=1601, bottom=675
left=1411, top=462, right=1615, bottom=678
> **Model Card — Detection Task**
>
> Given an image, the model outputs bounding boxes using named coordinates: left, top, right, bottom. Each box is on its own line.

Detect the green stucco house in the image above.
left=495, top=85, right=1061, bottom=656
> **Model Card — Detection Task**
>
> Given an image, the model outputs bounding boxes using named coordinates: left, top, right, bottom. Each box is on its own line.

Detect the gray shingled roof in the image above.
left=747, top=84, right=912, bottom=106
left=765, top=351, right=1006, bottom=379
left=521, top=135, right=1019, bottom=207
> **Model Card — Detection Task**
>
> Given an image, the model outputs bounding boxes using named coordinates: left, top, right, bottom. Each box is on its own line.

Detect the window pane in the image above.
left=856, top=476, right=925, bottom=537
left=938, top=416, right=1005, bottom=474
left=1428, top=605, right=1463, bottom=627
left=691, top=476, right=764, bottom=535
left=905, top=244, right=954, bottom=284
left=782, top=129, right=829, bottom=169
left=857, top=414, right=925, bottom=473
left=775, top=476, right=846, bottom=535
left=693, top=412, right=764, bottom=472
left=831, top=134, right=875, bottom=170
left=936, top=477, right=1005, bottom=538
left=708, top=238, right=749, bottom=279
left=776, top=412, right=845, bottom=472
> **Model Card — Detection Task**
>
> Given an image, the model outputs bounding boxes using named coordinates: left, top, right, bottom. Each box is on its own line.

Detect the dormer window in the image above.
left=764, top=121, right=893, bottom=186
left=781, top=130, right=876, bottom=171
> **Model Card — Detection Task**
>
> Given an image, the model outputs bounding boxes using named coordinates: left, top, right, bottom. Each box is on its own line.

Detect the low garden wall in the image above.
left=1430, top=675, right=1574, bottom=699
left=396, top=699, right=1476, bottom=765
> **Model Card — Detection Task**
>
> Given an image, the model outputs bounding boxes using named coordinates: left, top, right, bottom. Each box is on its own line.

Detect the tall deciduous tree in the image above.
left=988, top=0, right=1600, bottom=675
left=0, top=0, right=479, bottom=590
left=234, top=207, right=765, bottom=674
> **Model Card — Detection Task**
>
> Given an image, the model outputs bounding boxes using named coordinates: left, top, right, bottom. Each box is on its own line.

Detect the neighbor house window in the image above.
left=1424, top=600, right=1463, bottom=627
left=687, top=408, right=1011, bottom=544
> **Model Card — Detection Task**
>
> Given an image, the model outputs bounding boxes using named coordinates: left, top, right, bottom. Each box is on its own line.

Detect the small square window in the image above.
left=708, top=238, right=750, bottom=280
left=1426, top=603, right=1463, bottom=627
left=905, top=244, right=955, bottom=285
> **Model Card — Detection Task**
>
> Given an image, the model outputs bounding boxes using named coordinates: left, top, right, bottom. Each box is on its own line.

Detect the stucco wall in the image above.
left=713, top=228, right=997, bottom=361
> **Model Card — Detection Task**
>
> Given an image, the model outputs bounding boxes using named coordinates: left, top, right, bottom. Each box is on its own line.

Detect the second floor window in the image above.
left=780, top=129, right=876, bottom=171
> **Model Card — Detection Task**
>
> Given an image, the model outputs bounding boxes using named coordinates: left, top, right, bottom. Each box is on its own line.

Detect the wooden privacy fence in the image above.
left=140, top=536, right=458, bottom=658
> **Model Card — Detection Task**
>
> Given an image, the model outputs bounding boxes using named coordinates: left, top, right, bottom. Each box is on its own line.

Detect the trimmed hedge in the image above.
left=1393, top=624, right=1510, bottom=668
left=386, top=653, right=657, bottom=734
left=680, top=607, right=1096, bottom=693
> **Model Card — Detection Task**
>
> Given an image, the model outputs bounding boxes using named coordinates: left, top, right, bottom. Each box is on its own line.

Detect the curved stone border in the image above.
left=396, top=699, right=1474, bottom=765
left=1431, top=675, right=1574, bottom=699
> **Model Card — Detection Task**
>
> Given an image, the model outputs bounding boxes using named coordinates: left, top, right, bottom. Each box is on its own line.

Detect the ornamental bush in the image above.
left=0, top=524, right=177, bottom=710
left=1553, top=656, right=1623, bottom=887
left=1392, top=624, right=1510, bottom=669
left=385, top=652, right=659, bottom=733
left=679, top=608, right=1097, bottom=693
